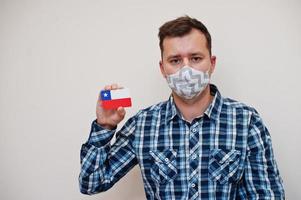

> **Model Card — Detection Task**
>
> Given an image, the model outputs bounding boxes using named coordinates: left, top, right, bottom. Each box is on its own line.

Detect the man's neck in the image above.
left=172, top=85, right=213, bottom=123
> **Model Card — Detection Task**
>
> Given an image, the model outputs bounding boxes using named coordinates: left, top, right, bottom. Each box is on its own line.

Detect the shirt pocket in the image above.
left=209, top=148, right=243, bottom=184
left=149, top=149, right=178, bottom=184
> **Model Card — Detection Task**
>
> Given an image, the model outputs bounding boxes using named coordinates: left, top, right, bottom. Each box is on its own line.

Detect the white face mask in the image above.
left=166, top=65, right=210, bottom=100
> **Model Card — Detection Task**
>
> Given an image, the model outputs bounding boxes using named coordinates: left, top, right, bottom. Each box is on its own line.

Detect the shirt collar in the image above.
left=204, top=84, right=223, bottom=122
left=165, top=84, right=223, bottom=123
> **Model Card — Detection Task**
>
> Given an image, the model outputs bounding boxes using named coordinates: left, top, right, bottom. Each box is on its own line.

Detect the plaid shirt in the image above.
left=79, top=84, right=285, bottom=200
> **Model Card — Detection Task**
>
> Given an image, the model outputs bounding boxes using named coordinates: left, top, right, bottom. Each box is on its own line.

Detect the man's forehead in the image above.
left=162, top=29, right=208, bottom=57
left=163, top=29, right=206, bottom=44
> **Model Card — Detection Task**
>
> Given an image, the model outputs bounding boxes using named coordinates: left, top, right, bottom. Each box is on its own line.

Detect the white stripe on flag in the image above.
left=110, top=88, right=130, bottom=99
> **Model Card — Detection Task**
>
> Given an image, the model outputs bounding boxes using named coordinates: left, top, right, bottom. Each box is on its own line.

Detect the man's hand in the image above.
left=96, top=84, right=126, bottom=130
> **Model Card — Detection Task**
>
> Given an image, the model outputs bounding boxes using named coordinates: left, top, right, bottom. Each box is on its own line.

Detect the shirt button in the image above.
left=191, top=183, right=196, bottom=188
left=192, top=128, right=197, bottom=133
left=192, top=154, right=197, bottom=160
left=165, top=158, right=169, bottom=162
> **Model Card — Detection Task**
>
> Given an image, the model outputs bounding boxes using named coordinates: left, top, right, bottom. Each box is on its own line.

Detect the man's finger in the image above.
left=117, top=107, right=126, bottom=117
left=97, top=92, right=102, bottom=101
left=111, top=83, right=118, bottom=90
left=104, top=85, right=110, bottom=90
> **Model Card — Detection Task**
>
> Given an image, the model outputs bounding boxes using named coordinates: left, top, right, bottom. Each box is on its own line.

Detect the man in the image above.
left=79, top=16, right=285, bottom=199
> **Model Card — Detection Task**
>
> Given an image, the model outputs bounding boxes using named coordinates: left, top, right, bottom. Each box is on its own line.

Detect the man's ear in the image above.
left=159, top=60, right=166, bottom=78
left=209, top=55, right=216, bottom=75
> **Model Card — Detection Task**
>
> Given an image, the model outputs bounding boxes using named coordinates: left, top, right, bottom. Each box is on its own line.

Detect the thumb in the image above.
left=117, top=107, right=126, bottom=118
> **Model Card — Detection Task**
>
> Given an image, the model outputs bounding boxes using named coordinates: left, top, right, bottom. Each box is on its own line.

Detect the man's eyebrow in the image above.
left=190, top=52, right=205, bottom=56
left=167, top=52, right=205, bottom=60
left=167, top=54, right=181, bottom=60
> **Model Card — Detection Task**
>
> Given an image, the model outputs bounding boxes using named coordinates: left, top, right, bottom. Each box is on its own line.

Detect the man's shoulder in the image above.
left=222, top=97, right=259, bottom=115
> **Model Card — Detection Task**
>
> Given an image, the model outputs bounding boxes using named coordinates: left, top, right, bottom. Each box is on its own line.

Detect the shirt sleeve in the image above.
left=79, top=116, right=138, bottom=195
left=237, top=111, right=285, bottom=200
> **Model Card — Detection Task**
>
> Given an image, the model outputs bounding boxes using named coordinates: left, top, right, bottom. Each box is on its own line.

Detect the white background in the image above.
left=1, top=0, right=300, bottom=199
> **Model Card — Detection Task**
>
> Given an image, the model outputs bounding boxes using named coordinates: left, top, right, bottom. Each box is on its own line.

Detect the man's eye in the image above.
left=170, top=59, right=181, bottom=65
left=191, top=57, right=202, bottom=63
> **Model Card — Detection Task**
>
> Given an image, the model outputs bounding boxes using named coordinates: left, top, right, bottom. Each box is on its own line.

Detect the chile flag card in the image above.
left=100, top=88, right=132, bottom=109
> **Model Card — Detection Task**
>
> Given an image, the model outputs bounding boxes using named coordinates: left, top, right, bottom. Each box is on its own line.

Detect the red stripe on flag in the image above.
left=102, top=98, right=132, bottom=109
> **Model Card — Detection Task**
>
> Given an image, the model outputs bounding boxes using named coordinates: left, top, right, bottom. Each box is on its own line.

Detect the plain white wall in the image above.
left=1, top=0, right=300, bottom=199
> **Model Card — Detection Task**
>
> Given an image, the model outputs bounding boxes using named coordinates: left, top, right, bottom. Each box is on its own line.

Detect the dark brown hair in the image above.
left=158, top=15, right=212, bottom=56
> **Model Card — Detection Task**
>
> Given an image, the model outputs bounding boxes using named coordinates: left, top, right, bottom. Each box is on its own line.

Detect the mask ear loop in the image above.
left=205, top=69, right=210, bottom=79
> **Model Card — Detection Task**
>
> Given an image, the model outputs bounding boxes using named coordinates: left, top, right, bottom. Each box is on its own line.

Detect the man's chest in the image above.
left=133, top=118, right=249, bottom=187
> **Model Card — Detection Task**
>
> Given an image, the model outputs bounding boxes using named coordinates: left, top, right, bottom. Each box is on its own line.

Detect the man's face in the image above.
left=160, top=28, right=216, bottom=77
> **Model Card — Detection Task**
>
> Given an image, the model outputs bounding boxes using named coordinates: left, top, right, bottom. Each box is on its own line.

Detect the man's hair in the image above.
left=158, top=15, right=212, bottom=56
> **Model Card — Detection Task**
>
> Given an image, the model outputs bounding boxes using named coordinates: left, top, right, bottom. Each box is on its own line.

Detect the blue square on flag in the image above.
left=100, top=90, right=111, bottom=101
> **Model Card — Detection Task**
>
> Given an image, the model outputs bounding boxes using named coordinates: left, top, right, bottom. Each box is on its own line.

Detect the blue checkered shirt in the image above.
left=79, top=84, right=285, bottom=199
